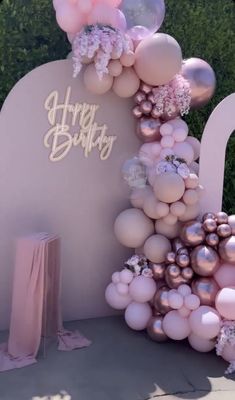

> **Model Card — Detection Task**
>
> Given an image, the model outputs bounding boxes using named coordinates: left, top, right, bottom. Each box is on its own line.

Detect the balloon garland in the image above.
left=53, top=0, right=235, bottom=374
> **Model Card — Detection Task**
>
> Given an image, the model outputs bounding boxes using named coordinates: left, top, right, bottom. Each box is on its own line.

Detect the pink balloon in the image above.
left=129, top=276, right=157, bottom=303
left=105, top=283, right=132, bottom=310
left=125, top=302, right=152, bottom=330
left=189, top=306, right=221, bottom=339
left=115, top=9, right=127, bottom=31
left=188, top=333, right=215, bottom=352
left=214, top=264, right=235, bottom=288
left=67, top=32, right=76, bottom=44
left=221, top=343, right=235, bottom=363
left=95, top=0, right=122, bottom=6
left=77, top=0, right=93, bottom=14
left=83, top=64, right=113, bottom=95
left=173, top=142, right=194, bottom=165
left=56, top=3, right=84, bottom=33
left=163, top=310, right=191, bottom=340
left=215, top=287, right=235, bottom=320
left=87, top=3, right=118, bottom=27
left=168, top=291, right=184, bottom=310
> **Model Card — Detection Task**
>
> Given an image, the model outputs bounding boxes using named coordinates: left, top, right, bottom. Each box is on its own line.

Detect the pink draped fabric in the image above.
left=0, top=233, right=91, bottom=372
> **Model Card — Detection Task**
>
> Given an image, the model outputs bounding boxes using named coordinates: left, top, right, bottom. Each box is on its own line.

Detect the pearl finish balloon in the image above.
left=180, top=221, right=205, bottom=246
left=134, top=33, right=182, bottom=86
left=163, top=310, right=191, bottom=340
left=214, top=263, right=235, bottom=288
left=228, top=215, right=235, bottom=235
left=192, top=278, right=219, bottom=306
left=125, top=302, right=152, bottom=330
left=191, top=245, right=220, bottom=277
left=154, top=287, right=171, bottom=315
left=105, top=283, right=132, bottom=310
left=219, top=236, right=235, bottom=263
left=120, top=0, right=165, bottom=41
left=84, top=64, right=113, bottom=94
left=151, top=263, right=165, bottom=280
left=217, top=224, right=232, bottom=238
left=113, top=67, right=140, bottom=98
left=129, top=276, right=157, bottom=303
left=188, top=333, right=215, bottom=352
left=144, top=234, right=171, bottom=263
left=136, top=117, right=161, bottom=142
left=114, top=208, right=154, bottom=248
left=215, top=287, right=235, bottom=320
left=154, top=172, right=185, bottom=203
left=189, top=306, right=221, bottom=339
left=203, top=218, right=217, bottom=233
left=181, top=58, right=216, bottom=109
left=147, top=316, right=168, bottom=342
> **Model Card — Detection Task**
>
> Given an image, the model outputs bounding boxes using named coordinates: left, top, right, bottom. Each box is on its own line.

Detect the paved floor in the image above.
left=0, top=316, right=234, bottom=400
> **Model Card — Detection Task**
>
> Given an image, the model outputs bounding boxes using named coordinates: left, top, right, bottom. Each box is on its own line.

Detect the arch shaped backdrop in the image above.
left=0, top=59, right=140, bottom=330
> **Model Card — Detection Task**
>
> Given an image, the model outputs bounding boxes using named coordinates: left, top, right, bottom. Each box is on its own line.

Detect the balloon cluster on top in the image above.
left=53, top=0, right=216, bottom=105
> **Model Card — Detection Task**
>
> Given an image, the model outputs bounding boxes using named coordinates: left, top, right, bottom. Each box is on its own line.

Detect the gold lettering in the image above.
left=44, top=87, right=117, bottom=162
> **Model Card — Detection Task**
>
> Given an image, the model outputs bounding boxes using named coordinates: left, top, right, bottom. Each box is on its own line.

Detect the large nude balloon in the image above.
left=114, top=208, right=154, bottom=248
left=144, top=234, right=171, bottom=263
left=134, top=33, right=182, bottom=86
left=154, top=172, right=185, bottom=203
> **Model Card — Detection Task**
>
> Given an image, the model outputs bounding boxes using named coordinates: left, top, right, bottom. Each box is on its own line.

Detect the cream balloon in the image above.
left=144, top=234, right=171, bottom=263
left=134, top=33, right=182, bottom=86
left=83, top=64, right=113, bottom=94
left=113, top=67, right=140, bottom=98
left=125, top=302, right=152, bottom=331
left=114, top=209, right=154, bottom=248
left=170, top=201, right=186, bottom=217
left=154, top=172, right=185, bottom=203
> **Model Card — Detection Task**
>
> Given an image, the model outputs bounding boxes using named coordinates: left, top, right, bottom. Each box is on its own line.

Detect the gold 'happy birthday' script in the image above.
left=44, top=86, right=117, bottom=162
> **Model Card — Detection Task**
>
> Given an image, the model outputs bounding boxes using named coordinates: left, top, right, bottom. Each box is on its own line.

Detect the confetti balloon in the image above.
left=120, top=0, right=165, bottom=41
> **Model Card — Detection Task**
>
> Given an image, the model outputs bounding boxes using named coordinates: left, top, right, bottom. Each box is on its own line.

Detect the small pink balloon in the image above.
left=161, top=135, right=175, bottom=148
left=108, top=60, right=123, bottom=77
left=184, top=294, right=200, bottom=311
left=214, top=263, right=235, bottom=288
left=120, top=51, right=135, bottom=67
left=87, top=3, right=118, bottom=27
left=160, top=122, right=174, bottom=136
left=129, top=276, right=157, bottom=303
left=116, top=282, right=129, bottom=295
left=120, top=269, right=134, bottom=284
left=139, top=142, right=161, bottom=167
left=105, top=283, right=132, bottom=310
left=178, top=306, right=191, bottom=318
left=112, top=271, right=120, bottom=284
left=168, top=291, right=184, bottom=310
left=56, top=3, right=84, bottom=33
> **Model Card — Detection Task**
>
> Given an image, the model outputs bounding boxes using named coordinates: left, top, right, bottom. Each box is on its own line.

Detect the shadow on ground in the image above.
left=0, top=317, right=234, bottom=400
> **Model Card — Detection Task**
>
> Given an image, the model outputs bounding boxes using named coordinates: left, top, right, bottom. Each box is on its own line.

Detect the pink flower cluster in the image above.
left=152, top=74, right=191, bottom=117
left=72, top=24, right=132, bottom=79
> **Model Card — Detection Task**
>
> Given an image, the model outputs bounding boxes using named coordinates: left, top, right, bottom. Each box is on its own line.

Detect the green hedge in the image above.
left=0, top=0, right=234, bottom=212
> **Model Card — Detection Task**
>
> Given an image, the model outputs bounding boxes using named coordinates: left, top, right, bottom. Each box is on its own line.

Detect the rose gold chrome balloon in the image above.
left=182, top=267, right=194, bottom=280
left=165, top=252, right=176, bottom=264
left=219, top=236, right=235, bottom=263
left=161, top=106, right=179, bottom=122
left=177, top=248, right=189, bottom=256
left=148, top=93, right=155, bottom=104
left=167, top=264, right=181, bottom=278
left=217, top=224, right=232, bottom=238
left=140, top=100, right=153, bottom=115
left=202, top=212, right=216, bottom=221
left=191, top=245, right=220, bottom=276
left=134, top=91, right=146, bottom=104
left=172, top=238, right=184, bottom=252
left=165, top=273, right=188, bottom=289
left=203, top=218, right=217, bottom=233
left=154, top=288, right=171, bottom=315
left=181, top=58, right=216, bottom=109
left=140, top=82, right=152, bottom=94
left=151, top=263, right=165, bottom=280
left=151, top=106, right=162, bottom=119
left=147, top=316, right=168, bottom=342
left=136, top=117, right=161, bottom=142
left=206, top=233, right=219, bottom=247
left=180, top=221, right=206, bottom=247
left=216, top=212, right=228, bottom=225
left=132, top=105, right=143, bottom=118
left=176, top=254, right=190, bottom=268
left=192, top=277, right=219, bottom=306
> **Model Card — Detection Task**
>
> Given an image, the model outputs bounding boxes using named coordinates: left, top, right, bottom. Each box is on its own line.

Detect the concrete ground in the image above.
left=0, top=316, right=235, bottom=400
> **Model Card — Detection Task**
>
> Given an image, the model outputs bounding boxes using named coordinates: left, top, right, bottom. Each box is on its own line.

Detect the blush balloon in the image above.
left=129, top=276, right=157, bottom=303
left=163, top=310, right=190, bottom=340
left=56, top=3, right=84, bottom=33
left=154, top=172, right=185, bottom=203
left=113, top=67, right=140, bottom=98
left=188, top=333, right=215, bottom=353
left=105, top=283, right=132, bottom=310
left=173, top=142, right=194, bottom=165
left=215, top=287, right=235, bottom=320
left=84, top=64, right=113, bottom=94
left=125, top=302, right=152, bottom=330
left=189, top=306, right=221, bottom=339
